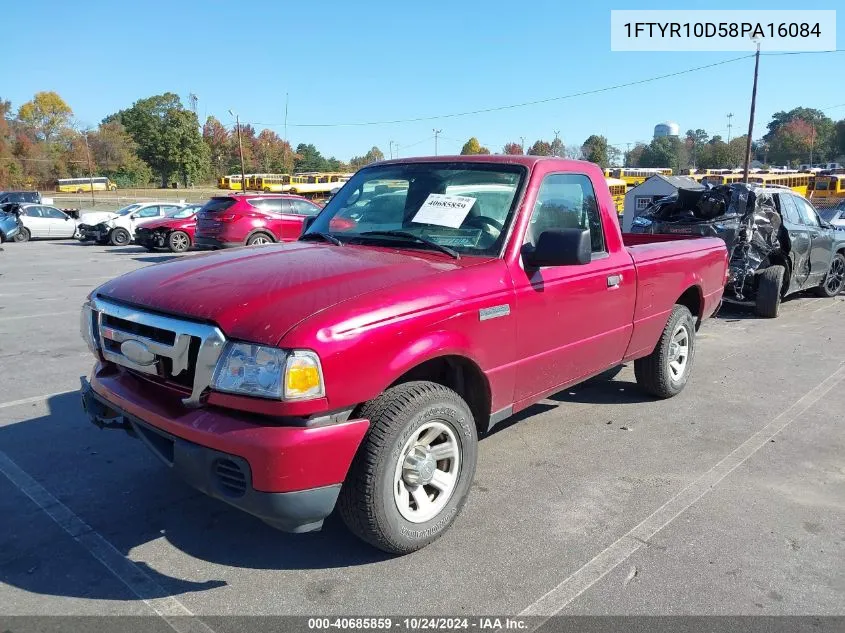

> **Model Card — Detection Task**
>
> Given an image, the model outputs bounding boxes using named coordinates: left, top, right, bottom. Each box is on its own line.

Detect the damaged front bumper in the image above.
left=134, top=228, right=168, bottom=249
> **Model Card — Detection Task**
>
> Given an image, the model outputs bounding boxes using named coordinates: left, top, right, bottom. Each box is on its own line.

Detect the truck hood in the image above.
left=80, top=211, right=118, bottom=225
left=95, top=242, right=485, bottom=345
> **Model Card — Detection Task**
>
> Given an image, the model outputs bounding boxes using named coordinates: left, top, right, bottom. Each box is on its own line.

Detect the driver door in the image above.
left=42, top=206, right=74, bottom=237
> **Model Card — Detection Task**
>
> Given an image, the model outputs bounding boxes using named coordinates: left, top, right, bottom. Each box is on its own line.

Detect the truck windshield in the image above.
left=304, top=162, right=526, bottom=256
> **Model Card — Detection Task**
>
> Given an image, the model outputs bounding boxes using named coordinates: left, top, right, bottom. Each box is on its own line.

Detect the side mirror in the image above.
left=522, top=228, right=592, bottom=268
left=301, top=215, right=317, bottom=235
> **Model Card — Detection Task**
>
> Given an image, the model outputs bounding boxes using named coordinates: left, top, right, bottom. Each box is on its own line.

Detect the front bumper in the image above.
left=81, top=365, right=370, bottom=532
left=79, top=224, right=110, bottom=242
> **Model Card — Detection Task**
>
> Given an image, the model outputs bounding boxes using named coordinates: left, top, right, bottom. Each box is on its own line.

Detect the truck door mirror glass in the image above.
left=522, top=228, right=592, bottom=267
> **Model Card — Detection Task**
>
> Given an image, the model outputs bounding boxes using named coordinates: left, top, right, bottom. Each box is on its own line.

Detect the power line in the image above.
left=247, top=54, right=764, bottom=129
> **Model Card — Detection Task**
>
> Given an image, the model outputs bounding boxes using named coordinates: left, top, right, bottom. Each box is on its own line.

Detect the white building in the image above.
left=622, top=175, right=703, bottom=232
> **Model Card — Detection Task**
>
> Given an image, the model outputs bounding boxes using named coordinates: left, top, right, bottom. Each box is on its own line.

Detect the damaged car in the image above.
left=134, top=204, right=202, bottom=253
left=630, top=183, right=845, bottom=317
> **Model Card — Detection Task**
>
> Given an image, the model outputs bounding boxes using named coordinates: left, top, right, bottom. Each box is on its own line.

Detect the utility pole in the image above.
left=742, top=41, right=760, bottom=183
left=520, top=136, right=526, bottom=154
left=553, top=130, right=561, bottom=156
left=229, top=110, right=247, bottom=192
left=433, top=129, right=442, bottom=156
left=727, top=113, right=734, bottom=142
left=389, top=140, right=394, bottom=160
left=809, top=122, right=815, bottom=165
left=83, top=131, right=95, bottom=207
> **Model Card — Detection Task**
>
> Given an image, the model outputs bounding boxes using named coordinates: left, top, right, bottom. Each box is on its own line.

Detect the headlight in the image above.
left=80, top=301, right=99, bottom=356
left=211, top=344, right=325, bottom=400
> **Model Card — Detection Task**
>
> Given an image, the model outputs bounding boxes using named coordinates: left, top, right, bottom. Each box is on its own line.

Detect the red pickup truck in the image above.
left=80, top=156, right=727, bottom=554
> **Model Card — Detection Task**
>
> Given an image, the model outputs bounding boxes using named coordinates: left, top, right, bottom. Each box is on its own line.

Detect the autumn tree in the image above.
left=17, top=91, right=73, bottom=143
left=527, top=140, right=552, bottom=156
left=685, top=129, right=709, bottom=168
left=460, top=137, right=490, bottom=155
left=763, top=107, right=835, bottom=163
left=202, top=116, right=230, bottom=177
left=580, top=135, right=609, bottom=167
left=502, top=142, right=523, bottom=155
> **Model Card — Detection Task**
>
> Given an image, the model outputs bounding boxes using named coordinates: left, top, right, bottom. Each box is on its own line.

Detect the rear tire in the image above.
left=754, top=265, right=785, bottom=318
left=338, top=381, right=478, bottom=555
left=109, top=227, right=130, bottom=246
left=168, top=230, right=191, bottom=253
left=634, top=304, right=696, bottom=399
left=13, top=227, right=30, bottom=243
left=815, top=253, right=845, bottom=298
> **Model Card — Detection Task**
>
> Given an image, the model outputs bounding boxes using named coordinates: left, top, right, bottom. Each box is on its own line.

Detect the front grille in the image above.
left=92, top=297, right=226, bottom=407
left=214, top=458, right=247, bottom=497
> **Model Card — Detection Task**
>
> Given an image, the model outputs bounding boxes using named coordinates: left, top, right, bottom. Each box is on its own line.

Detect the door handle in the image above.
left=607, top=274, right=622, bottom=288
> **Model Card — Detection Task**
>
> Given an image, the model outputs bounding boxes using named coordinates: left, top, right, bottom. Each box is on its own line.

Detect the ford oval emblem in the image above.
left=120, top=339, right=156, bottom=366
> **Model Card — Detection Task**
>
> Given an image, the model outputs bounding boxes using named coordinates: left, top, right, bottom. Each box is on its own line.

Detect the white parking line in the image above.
left=0, top=310, right=78, bottom=322
left=0, top=390, right=79, bottom=410
left=519, top=362, right=845, bottom=620
left=0, top=450, right=217, bottom=633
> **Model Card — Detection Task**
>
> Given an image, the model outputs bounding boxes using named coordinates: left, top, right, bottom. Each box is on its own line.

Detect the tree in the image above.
left=835, top=119, right=845, bottom=160
left=550, top=137, right=564, bottom=157
left=685, top=129, right=709, bottom=168
left=295, top=143, right=328, bottom=172
left=202, top=116, right=230, bottom=177
left=580, top=135, right=609, bottom=167
left=625, top=143, right=647, bottom=167
left=763, top=107, right=835, bottom=163
left=17, top=91, right=73, bottom=143
left=564, top=145, right=583, bottom=160
left=112, top=93, right=207, bottom=186
left=349, top=146, right=385, bottom=170
left=460, top=137, right=490, bottom=155
left=527, top=140, right=552, bottom=156
left=640, top=136, right=682, bottom=170
left=502, top=142, right=523, bottom=155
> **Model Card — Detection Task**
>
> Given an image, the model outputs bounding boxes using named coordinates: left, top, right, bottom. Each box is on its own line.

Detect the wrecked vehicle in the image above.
left=0, top=208, right=22, bottom=243
left=631, top=183, right=845, bottom=317
left=134, top=204, right=203, bottom=253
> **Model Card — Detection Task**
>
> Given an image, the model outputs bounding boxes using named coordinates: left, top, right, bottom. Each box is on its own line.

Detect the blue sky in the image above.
left=2, top=0, right=842, bottom=160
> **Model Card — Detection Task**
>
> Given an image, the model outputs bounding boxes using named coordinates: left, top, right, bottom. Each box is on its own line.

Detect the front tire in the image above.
left=13, top=227, right=31, bottom=243
left=634, top=304, right=696, bottom=399
left=338, top=381, right=478, bottom=555
left=755, top=265, right=785, bottom=318
left=109, top=227, right=131, bottom=246
left=168, top=230, right=191, bottom=253
left=815, top=253, right=845, bottom=298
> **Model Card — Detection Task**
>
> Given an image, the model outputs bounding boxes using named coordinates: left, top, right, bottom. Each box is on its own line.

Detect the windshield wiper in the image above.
left=358, top=230, right=460, bottom=259
left=299, top=231, right=343, bottom=246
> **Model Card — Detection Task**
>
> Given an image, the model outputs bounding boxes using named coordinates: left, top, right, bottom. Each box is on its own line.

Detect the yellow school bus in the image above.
left=604, top=177, right=626, bottom=216
left=255, top=174, right=305, bottom=192
left=748, top=173, right=811, bottom=197
left=807, top=173, right=845, bottom=207
left=704, top=173, right=745, bottom=185
left=220, top=175, right=244, bottom=190
left=610, top=168, right=673, bottom=187
left=56, top=177, right=117, bottom=193
left=288, top=173, right=352, bottom=197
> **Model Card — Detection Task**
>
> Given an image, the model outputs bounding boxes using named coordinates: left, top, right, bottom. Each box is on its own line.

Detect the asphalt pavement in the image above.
left=0, top=240, right=843, bottom=624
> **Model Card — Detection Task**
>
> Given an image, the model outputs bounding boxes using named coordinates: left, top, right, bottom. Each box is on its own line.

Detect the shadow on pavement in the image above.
left=0, top=391, right=390, bottom=603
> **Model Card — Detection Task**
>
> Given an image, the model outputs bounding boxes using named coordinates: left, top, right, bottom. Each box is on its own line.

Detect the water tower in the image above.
left=654, top=121, right=680, bottom=139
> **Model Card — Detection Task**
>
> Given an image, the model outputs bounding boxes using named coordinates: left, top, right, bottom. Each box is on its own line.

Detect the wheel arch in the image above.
left=244, top=228, right=277, bottom=244
left=764, top=252, right=792, bottom=296
left=675, top=285, right=703, bottom=329
left=374, top=353, right=493, bottom=437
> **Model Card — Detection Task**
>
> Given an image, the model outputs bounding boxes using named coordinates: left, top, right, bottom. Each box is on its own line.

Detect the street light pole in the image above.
left=229, top=110, right=247, bottom=192
left=742, top=41, right=760, bottom=183
left=433, top=129, right=442, bottom=156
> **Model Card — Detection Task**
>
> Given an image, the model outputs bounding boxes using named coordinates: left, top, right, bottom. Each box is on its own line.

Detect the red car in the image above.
left=81, top=155, right=728, bottom=553
left=134, top=204, right=203, bottom=253
left=194, top=193, right=321, bottom=248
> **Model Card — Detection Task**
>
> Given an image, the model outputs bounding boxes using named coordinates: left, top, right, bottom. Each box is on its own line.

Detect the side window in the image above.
left=292, top=200, right=320, bottom=216
left=42, top=207, right=67, bottom=219
left=25, top=206, right=43, bottom=217
left=777, top=194, right=800, bottom=224
left=137, top=206, right=160, bottom=218
left=526, top=173, right=605, bottom=253
left=793, top=196, right=820, bottom=227
left=159, top=205, right=179, bottom=215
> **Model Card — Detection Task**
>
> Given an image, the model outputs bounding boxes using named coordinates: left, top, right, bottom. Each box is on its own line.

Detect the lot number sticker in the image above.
left=412, top=194, right=477, bottom=228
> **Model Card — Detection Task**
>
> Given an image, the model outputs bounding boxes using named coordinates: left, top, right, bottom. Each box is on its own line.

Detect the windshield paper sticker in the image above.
left=412, top=194, right=477, bottom=228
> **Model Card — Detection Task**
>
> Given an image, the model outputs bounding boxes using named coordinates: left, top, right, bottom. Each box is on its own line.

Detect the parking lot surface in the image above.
left=1, top=240, right=843, bottom=620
